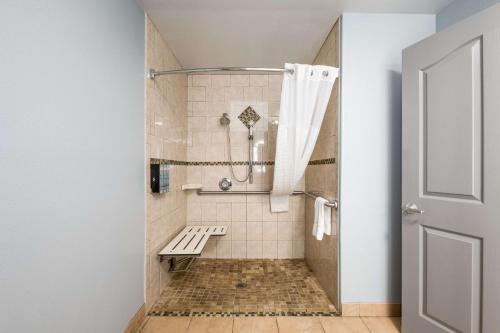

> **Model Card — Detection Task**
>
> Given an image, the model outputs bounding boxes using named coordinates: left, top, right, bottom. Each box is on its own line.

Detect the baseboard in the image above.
left=341, top=303, right=401, bottom=317
left=124, top=303, right=146, bottom=333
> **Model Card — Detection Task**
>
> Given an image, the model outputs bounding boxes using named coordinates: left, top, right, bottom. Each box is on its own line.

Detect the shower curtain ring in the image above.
left=323, top=71, right=329, bottom=77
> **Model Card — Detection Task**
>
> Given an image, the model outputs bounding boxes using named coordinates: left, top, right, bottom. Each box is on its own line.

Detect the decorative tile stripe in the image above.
left=308, top=157, right=336, bottom=165
left=150, top=158, right=335, bottom=166
left=150, top=158, right=188, bottom=165
left=147, top=311, right=338, bottom=317
left=188, top=161, right=274, bottom=166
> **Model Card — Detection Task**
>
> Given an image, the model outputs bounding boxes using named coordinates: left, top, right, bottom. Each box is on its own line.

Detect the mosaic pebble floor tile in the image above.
left=149, top=259, right=337, bottom=317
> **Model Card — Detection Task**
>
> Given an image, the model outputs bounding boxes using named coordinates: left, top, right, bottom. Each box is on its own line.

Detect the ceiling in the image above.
left=139, top=0, right=454, bottom=69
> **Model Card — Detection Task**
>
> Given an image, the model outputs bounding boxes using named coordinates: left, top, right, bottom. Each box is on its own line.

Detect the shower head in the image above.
left=220, top=113, right=230, bottom=126
left=238, top=106, right=261, bottom=129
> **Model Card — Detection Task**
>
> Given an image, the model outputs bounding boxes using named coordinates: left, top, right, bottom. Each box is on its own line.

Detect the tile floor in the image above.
left=149, top=259, right=335, bottom=315
left=140, top=316, right=401, bottom=333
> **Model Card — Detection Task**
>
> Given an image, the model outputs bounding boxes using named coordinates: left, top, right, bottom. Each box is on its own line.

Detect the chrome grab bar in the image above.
left=196, top=189, right=338, bottom=209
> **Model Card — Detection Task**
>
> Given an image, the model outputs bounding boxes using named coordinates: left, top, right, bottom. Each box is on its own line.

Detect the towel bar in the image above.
left=196, top=189, right=338, bottom=209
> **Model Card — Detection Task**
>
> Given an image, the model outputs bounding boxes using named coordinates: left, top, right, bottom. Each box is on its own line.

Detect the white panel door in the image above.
left=402, top=4, right=500, bottom=333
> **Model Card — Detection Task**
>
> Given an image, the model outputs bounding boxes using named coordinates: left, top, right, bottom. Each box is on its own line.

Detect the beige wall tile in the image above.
left=246, top=241, right=263, bottom=259
left=247, top=222, right=263, bottom=240
left=188, top=86, right=206, bottom=102
left=188, top=147, right=205, bottom=162
left=188, top=116, right=207, bottom=131
left=232, top=240, right=247, bottom=258
left=210, top=132, right=226, bottom=145
left=206, top=87, right=225, bottom=102
left=206, top=101, right=229, bottom=115
left=232, top=222, right=247, bottom=240
left=305, top=18, right=340, bottom=306
left=268, top=74, right=283, bottom=87
left=262, top=241, right=278, bottom=259
left=225, top=86, right=244, bottom=101
left=277, top=222, right=293, bottom=241
left=145, top=17, right=188, bottom=309
left=262, top=221, right=277, bottom=241
left=191, top=101, right=208, bottom=116
left=201, top=203, right=217, bottom=222
left=247, top=203, right=263, bottom=222
left=268, top=101, right=281, bottom=117
left=187, top=166, right=202, bottom=184
left=231, top=203, right=247, bottom=221
left=184, top=71, right=305, bottom=259
left=216, top=203, right=232, bottom=222
left=192, top=75, right=211, bottom=87
left=206, top=145, right=225, bottom=161
left=292, top=221, right=305, bottom=240
left=216, top=240, right=232, bottom=258
left=277, top=241, right=293, bottom=259
left=250, top=75, right=269, bottom=87
left=230, top=74, right=249, bottom=86
left=211, top=75, right=230, bottom=87
left=243, top=86, right=263, bottom=100
left=292, top=197, right=305, bottom=222
left=206, top=116, right=225, bottom=132
left=262, top=85, right=281, bottom=102
left=187, top=203, right=201, bottom=222
left=201, top=238, right=217, bottom=258
left=292, top=240, right=305, bottom=258
left=277, top=209, right=292, bottom=222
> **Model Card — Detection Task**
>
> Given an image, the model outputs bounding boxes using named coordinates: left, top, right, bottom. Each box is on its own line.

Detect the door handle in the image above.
left=402, top=203, right=424, bottom=215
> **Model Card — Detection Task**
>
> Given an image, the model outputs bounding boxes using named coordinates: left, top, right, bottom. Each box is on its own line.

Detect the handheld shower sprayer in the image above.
left=220, top=113, right=230, bottom=126
left=221, top=107, right=260, bottom=184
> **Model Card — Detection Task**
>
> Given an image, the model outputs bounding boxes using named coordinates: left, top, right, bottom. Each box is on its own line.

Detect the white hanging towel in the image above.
left=270, top=63, right=339, bottom=212
left=312, top=197, right=332, bottom=241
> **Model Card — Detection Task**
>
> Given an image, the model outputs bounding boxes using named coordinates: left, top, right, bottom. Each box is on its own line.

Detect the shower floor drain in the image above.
left=235, top=281, right=247, bottom=289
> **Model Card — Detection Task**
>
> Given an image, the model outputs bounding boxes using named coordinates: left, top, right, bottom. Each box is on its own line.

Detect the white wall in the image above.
left=340, top=13, right=435, bottom=303
left=437, top=0, right=500, bottom=31
left=0, top=1, right=145, bottom=332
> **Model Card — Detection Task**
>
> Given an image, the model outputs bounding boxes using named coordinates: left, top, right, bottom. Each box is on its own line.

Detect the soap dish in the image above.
left=181, top=184, right=203, bottom=191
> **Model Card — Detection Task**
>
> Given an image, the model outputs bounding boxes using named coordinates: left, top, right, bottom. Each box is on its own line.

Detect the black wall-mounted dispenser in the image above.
left=150, top=164, right=169, bottom=193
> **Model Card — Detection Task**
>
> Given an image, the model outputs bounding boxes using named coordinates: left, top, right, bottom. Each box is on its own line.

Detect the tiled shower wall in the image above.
left=186, top=74, right=306, bottom=259
left=305, top=19, right=340, bottom=306
left=145, top=17, right=187, bottom=310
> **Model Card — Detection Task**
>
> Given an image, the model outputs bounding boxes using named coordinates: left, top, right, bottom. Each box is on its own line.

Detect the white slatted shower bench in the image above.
left=158, top=225, right=227, bottom=272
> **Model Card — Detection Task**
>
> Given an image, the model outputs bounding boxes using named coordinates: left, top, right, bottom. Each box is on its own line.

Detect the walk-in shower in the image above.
left=146, top=29, right=341, bottom=314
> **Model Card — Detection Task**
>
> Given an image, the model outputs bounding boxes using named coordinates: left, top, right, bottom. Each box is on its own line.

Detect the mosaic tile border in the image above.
left=147, top=311, right=338, bottom=317
left=150, top=158, right=335, bottom=166
left=308, top=157, right=336, bottom=165
left=150, top=159, right=188, bottom=166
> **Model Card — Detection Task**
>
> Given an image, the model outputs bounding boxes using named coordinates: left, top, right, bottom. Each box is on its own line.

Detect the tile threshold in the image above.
left=148, top=311, right=338, bottom=317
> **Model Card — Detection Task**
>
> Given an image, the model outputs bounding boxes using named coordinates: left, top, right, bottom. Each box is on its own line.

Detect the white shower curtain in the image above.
left=270, top=63, right=339, bottom=212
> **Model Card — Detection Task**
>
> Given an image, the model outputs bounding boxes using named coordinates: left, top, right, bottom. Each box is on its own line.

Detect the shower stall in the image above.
left=145, top=16, right=341, bottom=316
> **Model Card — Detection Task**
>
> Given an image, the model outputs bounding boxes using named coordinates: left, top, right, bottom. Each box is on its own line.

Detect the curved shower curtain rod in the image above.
left=148, top=67, right=294, bottom=79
